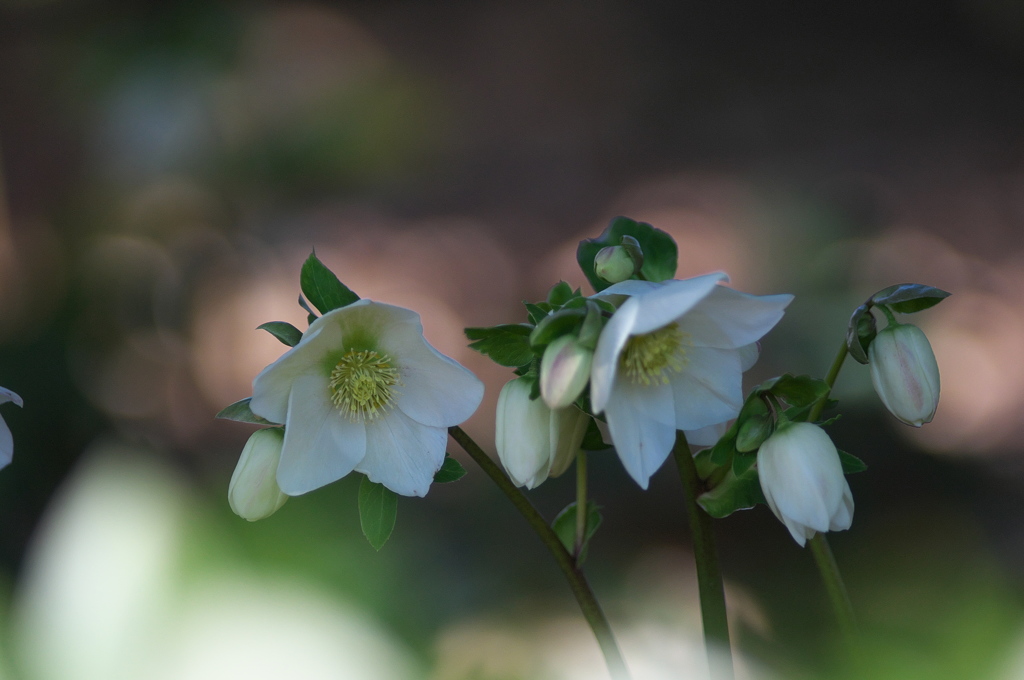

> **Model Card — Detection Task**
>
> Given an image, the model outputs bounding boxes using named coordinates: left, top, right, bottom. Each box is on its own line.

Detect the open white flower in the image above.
left=591, top=274, right=792, bottom=488
left=757, top=422, right=853, bottom=546
left=1, top=385, right=24, bottom=471
left=250, top=300, right=484, bottom=497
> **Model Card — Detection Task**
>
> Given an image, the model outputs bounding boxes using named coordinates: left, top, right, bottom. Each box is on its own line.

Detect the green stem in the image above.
left=808, top=341, right=848, bottom=422
left=575, top=450, right=589, bottom=560
left=449, top=426, right=631, bottom=680
left=805, top=340, right=857, bottom=638
left=672, top=432, right=734, bottom=680
left=809, top=533, right=857, bottom=638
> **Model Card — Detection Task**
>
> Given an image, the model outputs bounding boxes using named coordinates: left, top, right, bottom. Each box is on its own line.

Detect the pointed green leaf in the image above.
left=529, top=307, right=586, bottom=348
left=433, top=455, right=467, bottom=483
left=547, top=281, right=575, bottom=306
left=216, top=398, right=275, bottom=425
left=871, top=284, right=951, bottom=314
left=257, top=321, right=303, bottom=347
left=576, top=217, right=678, bottom=292
left=838, top=449, right=867, bottom=474
left=732, top=450, right=757, bottom=476
left=300, top=251, right=359, bottom=314
left=465, top=324, right=535, bottom=367
left=524, top=302, right=551, bottom=325
left=736, top=413, right=773, bottom=453
left=358, top=477, right=398, bottom=550
left=698, top=466, right=767, bottom=518
left=768, top=374, right=831, bottom=407
left=552, top=500, right=603, bottom=563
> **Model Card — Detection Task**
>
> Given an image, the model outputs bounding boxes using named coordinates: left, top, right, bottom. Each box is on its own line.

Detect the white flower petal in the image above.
left=590, top=299, right=639, bottom=414
left=669, top=347, right=743, bottom=430
left=0, top=386, right=23, bottom=407
left=591, top=279, right=663, bottom=301
left=356, top=410, right=447, bottom=497
left=0, top=415, right=12, bottom=470
left=830, top=481, right=855, bottom=531
left=628, top=274, right=728, bottom=335
left=680, top=287, right=793, bottom=349
left=759, top=430, right=839, bottom=536
left=495, top=378, right=554, bottom=488
left=684, top=420, right=730, bottom=448
left=738, top=342, right=760, bottom=371
left=251, top=323, right=335, bottom=424
left=369, top=308, right=483, bottom=427
left=604, top=380, right=676, bottom=488
left=276, top=374, right=367, bottom=496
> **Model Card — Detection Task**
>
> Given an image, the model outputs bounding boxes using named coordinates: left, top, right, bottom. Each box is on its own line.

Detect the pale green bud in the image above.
left=594, top=242, right=641, bottom=284
left=495, top=377, right=589, bottom=488
left=757, top=422, right=853, bottom=547
left=868, top=323, right=940, bottom=427
left=540, top=334, right=594, bottom=409
left=229, top=428, right=288, bottom=521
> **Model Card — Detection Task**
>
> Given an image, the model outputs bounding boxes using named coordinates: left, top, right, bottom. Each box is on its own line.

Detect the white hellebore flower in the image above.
left=868, top=323, right=940, bottom=427
left=0, top=385, right=23, bottom=471
left=229, top=428, right=289, bottom=521
left=496, top=376, right=589, bottom=488
left=591, top=274, right=792, bottom=488
left=757, top=422, right=853, bottom=547
left=250, top=300, right=484, bottom=497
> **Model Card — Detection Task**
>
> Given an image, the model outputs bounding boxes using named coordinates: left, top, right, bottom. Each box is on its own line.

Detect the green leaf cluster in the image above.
left=576, top=216, right=678, bottom=292
left=846, top=283, right=950, bottom=364
left=465, top=281, right=611, bottom=373
left=696, top=374, right=863, bottom=519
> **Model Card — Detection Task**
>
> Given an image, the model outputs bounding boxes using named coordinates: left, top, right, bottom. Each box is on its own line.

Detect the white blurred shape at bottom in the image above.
left=11, top=442, right=418, bottom=680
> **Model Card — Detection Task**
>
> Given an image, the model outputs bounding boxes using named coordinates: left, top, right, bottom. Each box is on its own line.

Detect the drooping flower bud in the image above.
left=229, top=428, right=288, bottom=521
left=541, top=334, right=594, bottom=409
left=496, top=377, right=589, bottom=488
left=868, top=323, right=940, bottom=427
left=594, top=237, right=643, bottom=284
left=757, top=422, right=853, bottom=547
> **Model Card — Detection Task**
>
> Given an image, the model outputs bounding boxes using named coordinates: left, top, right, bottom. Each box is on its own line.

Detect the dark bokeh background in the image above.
left=2, top=2, right=1024, bottom=679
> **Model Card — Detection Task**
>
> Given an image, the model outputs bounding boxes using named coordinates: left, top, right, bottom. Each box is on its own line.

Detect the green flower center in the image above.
left=621, top=323, right=691, bottom=385
left=329, top=349, right=400, bottom=422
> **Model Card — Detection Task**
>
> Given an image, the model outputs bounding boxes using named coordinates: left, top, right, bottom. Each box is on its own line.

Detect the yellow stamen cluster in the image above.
left=329, top=349, right=400, bottom=422
left=621, top=323, right=691, bottom=385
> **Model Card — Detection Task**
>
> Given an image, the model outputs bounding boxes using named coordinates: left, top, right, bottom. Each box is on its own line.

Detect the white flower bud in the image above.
left=229, top=428, right=288, bottom=521
left=757, top=422, right=853, bottom=547
left=594, top=246, right=639, bottom=284
left=496, top=377, right=589, bottom=488
left=868, top=323, right=940, bottom=427
left=540, top=335, right=594, bottom=409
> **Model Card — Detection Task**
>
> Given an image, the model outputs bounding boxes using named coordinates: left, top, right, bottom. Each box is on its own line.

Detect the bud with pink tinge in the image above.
left=868, top=323, right=940, bottom=427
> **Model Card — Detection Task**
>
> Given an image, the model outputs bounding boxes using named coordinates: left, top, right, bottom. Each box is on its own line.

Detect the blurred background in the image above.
left=2, top=1, right=1024, bottom=678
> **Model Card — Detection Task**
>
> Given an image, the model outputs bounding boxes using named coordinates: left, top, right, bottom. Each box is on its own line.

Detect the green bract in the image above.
left=576, top=216, right=678, bottom=293
left=846, top=283, right=950, bottom=364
